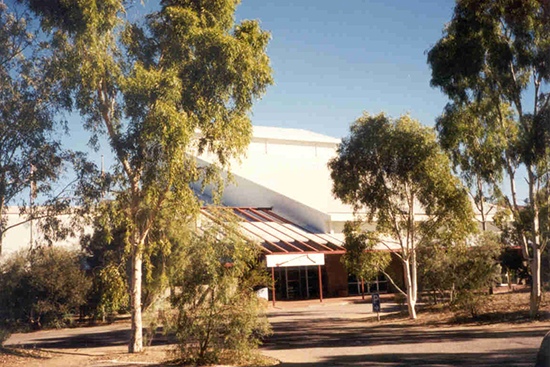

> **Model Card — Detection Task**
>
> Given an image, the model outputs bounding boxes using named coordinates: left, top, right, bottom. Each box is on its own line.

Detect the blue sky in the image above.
left=56, top=0, right=526, bottom=199
left=234, top=0, right=456, bottom=138
left=66, top=0, right=458, bottom=156
left=2, top=0, right=530, bottom=203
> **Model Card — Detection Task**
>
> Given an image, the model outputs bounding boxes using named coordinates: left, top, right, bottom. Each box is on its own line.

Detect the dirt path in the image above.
left=3, top=322, right=171, bottom=367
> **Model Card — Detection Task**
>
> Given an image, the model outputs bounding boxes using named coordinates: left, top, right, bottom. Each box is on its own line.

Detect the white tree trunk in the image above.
left=129, top=242, right=144, bottom=353
left=528, top=169, right=542, bottom=318
left=530, top=245, right=542, bottom=318
left=403, top=259, right=417, bottom=319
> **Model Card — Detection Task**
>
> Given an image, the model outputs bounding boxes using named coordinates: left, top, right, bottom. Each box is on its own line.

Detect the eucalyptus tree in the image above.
left=436, top=100, right=516, bottom=230
left=428, top=0, right=550, bottom=316
left=21, top=0, right=272, bottom=352
left=329, top=113, right=475, bottom=319
left=0, top=3, right=68, bottom=256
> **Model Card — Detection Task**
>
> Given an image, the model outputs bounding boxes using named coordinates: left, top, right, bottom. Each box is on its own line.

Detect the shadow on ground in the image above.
left=275, top=348, right=536, bottom=366
left=265, top=317, right=547, bottom=351
left=264, top=314, right=545, bottom=366
left=10, top=327, right=174, bottom=350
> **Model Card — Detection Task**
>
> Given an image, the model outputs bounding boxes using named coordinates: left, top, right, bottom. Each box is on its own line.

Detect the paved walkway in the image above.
left=263, top=297, right=550, bottom=366
left=3, top=295, right=549, bottom=366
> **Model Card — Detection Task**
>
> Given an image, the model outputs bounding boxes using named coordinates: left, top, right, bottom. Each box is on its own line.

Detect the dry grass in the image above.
left=0, top=347, right=52, bottom=365
left=368, top=289, right=550, bottom=327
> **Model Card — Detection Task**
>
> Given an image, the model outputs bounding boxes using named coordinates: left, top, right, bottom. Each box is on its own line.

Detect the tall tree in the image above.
left=0, top=3, right=67, bottom=255
left=436, top=99, right=516, bottom=231
left=427, top=0, right=550, bottom=317
left=329, top=113, right=475, bottom=319
left=22, top=0, right=272, bottom=352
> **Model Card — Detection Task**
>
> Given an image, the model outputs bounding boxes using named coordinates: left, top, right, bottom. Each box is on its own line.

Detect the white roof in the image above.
left=252, top=126, right=341, bottom=145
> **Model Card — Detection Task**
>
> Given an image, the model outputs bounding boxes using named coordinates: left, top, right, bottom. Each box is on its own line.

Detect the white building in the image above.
left=196, top=126, right=359, bottom=235
left=1, top=125, right=501, bottom=299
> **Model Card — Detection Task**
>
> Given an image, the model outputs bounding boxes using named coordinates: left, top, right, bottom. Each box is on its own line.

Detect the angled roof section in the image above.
left=201, top=207, right=345, bottom=254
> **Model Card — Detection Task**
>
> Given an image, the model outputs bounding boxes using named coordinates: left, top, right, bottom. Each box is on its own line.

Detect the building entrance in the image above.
left=273, top=266, right=328, bottom=300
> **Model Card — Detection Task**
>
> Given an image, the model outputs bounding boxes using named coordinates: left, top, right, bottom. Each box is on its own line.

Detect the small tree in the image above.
left=329, top=113, right=476, bottom=319
left=167, top=221, right=270, bottom=365
left=341, top=221, right=391, bottom=299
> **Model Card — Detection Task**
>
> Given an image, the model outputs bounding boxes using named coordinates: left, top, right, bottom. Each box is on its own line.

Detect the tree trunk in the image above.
left=477, top=177, right=487, bottom=232
left=361, top=278, right=365, bottom=300
left=403, top=259, right=417, bottom=319
left=411, top=247, right=418, bottom=303
left=530, top=245, right=542, bottom=319
left=129, top=241, right=144, bottom=353
left=0, top=195, right=4, bottom=256
left=528, top=168, right=542, bottom=318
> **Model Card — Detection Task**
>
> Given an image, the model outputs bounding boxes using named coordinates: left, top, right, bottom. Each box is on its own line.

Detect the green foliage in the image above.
left=81, top=200, right=183, bottom=319
left=330, top=113, right=474, bottom=240
left=418, top=232, right=502, bottom=318
left=167, top=220, right=271, bottom=365
left=329, top=112, right=475, bottom=318
left=428, top=0, right=550, bottom=316
left=80, top=202, right=130, bottom=319
left=436, top=100, right=517, bottom=229
left=0, top=247, right=91, bottom=329
left=21, top=0, right=273, bottom=351
left=0, top=3, right=71, bottom=255
left=427, top=0, right=550, bottom=109
left=418, top=232, right=502, bottom=299
left=341, top=221, right=391, bottom=285
left=436, top=99, right=514, bottom=187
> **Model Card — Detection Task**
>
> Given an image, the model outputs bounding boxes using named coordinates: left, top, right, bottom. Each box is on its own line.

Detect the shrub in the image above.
left=452, top=291, right=484, bottom=319
left=0, top=247, right=91, bottom=329
left=167, top=221, right=271, bottom=365
left=418, top=232, right=502, bottom=317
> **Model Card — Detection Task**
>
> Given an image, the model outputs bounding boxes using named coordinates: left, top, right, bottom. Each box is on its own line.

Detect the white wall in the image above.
left=1, top=208, right=83, bottom=257
left=198, top=126, right=355, bottom=221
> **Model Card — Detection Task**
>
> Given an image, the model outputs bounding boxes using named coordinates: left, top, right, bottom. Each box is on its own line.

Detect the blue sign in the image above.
left=372, top=293, right=381, bottom=312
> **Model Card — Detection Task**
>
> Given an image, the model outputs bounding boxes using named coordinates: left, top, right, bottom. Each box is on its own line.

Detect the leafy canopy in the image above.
left=19, top=0, right=273, bottom=352
left=0, top=3, right=72, bottom=254
left=329, top=113, right=475, bottom=245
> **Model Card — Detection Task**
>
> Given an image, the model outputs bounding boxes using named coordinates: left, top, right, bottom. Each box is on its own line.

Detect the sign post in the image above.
left=372, top=293, right=381, bottom=321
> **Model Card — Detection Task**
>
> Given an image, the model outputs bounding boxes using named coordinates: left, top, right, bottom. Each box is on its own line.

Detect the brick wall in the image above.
left=325, top=254, right=348, bottom=297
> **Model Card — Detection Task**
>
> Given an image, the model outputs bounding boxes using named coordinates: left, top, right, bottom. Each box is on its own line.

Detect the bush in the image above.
left=452, top=291, right=484, bottom=319
left=419, top=232, right=501, bottom=296
left=167, top=222, right=271, bottom=365
left=0, top=247, right=91, bottom=329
